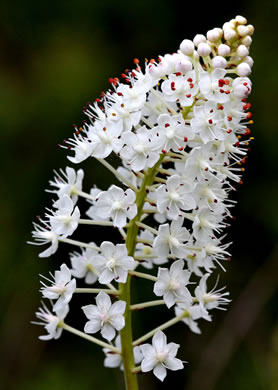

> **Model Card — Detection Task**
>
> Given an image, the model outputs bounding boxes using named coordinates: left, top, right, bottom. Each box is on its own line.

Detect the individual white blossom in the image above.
left=94, top=185, right=137, bottom=228
left=156, top=175, right=195, bottom=220
left=70, top=245, right=101, bottom=284
left=94, top=241, right=135, bottom=284
left=48, top=167, right=84, bottom=206
left=48, top=194, right=80, bottom=238
left=34, top=303, right=68, bottom=341
left=82, top=291, right=126, bottom=341
left=140, top=330, right=184, bottom=381
left=153, top=217, right=190, bottom=258
left=153, top=260, right=192, bottom=308
left=40, top=263, right=76, bottom=311
left=29, top=221, right=59, bottom=258
left=195, top=273, right=231, bottom=311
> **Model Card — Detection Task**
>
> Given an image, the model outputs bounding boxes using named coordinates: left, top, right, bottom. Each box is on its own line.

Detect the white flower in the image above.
left=140, top=330, right=184, bottom=381
left=40, top=264, right=76, bottom=311
left=48, top=194, right=80, bottom=238
left=70, top=245, right=100, bottom=284
left=195, top=273, right=230, bottom=311
left=153, top=217, right=190, bottom=258
left=154, top=113, right=194, bottom=152
left=120, top=126, right=160, bottom=171
left=48, top=167, right=84, bottom=206
left=67, top=133, right=94, bottom=164
left=174, top=302, right=206, bottom=334
left=95, top=241, right=135, bottom=284
left=82, top=291, right=126, bottom=341
left=154, top=260, right=192, bottom=308
left=156, top=175, right=195, bottom=220
left=103, top=335, right=143, bottom=369
left=34, top=303, right=68, bottom=340
left=161, top=71, right=198, bottom=106
left=94, top=185, right=137, bottom=228
left=191, top=101, right=225, bottom=144
left=28, top=220, right=59, bottom=258
left=86, top=119, right=124, bottom=159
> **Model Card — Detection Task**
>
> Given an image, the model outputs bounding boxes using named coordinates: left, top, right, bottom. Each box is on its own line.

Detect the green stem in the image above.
left=119, top=156, right=164, bottom=390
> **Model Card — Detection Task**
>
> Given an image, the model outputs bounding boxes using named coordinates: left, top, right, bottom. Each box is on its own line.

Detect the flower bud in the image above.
left=180, top=39, right=195, bottom=55
left=235, top=15, right=247, bottom=25
left=247, top=25, right=255, bottom=35
left=176, top=59, right=192, bottom=74
left=197, top=42, right=211, bottom=56
left=207, top=28, right=221, bottom=42
left=224, top=29, right=236, bottom=40
left=212, top=56, right=227, bottom=69
left=193, top=34, right=206, bottom=47
left=241, top=36, right=252, bottom=46
left=218, top=44, right=231, bottom=56
left=237, top=62, right=251, bottom=76
left=237, top=45, right=249, bottom=57
left=223, top=22, right=234, bottom=30
left=243, top=56, right=254, bottom=68
left=237, top=25, right=249, bottom=37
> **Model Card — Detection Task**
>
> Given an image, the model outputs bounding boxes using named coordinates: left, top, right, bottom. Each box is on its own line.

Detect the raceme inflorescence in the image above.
left=30, top=15, right=254, bottom=389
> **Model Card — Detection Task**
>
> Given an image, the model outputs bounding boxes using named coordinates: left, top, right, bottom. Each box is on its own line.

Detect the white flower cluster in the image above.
left=30, top=15, right=254, bottom=383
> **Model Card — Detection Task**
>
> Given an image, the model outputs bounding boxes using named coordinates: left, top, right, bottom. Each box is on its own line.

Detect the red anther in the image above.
left=242, top=98, right=247, bottom=102
left=133, top=58, right=140, bottom=64
left=178, top=146, right=184, bottom=151
left=243, top=103, right=252, bottom=110
left=243, top=82, right=248, bottom=86
left=162, top=149, right=167, bottom=154
left=176, top=72, right=182, bottom=76
left=225, top=90, right=230, bottom=94
left=219, top=89, right=225, bottom=93
left=226, top=129, right=232, bottom=134
left=235, top=141, right=240, bottom=147
left=227, top=115, right=232, bottom=121
left=208, top=119, right=213, bottom=124
left=187, top=78, right=193, bottom=82
left=218, top=105, right=224, bottom=110
left=241, top=157, right=247, bottom=163
left=244, top=128, right=251, bottom=135
left=246, top=112, right=252, bottom=120
left=218, top=79, right=225, bottom=87
left=96, top=98, right=101, bottom=103
left=189, top=83, right=194, bottom=89
left=131, top=72, right=136, bottom=77
left=184, top=137, right=188, bottom=142
left=100, top=91, right=105, bottom=96
left=125, top=78, right=131, bottom=83
left=121, top=73, right=126, bottom=78
left=158, top=57, right=162, bottom=62
left=150, top=59, right=155, bottom=64
left=108, top=77, right=114, bottom=84
left=165, top=123, right=170, bottom=128
left=117, top=92, right=123, bottom=96
left=224, top=80, right=230, bottom=85
left=171, top=82, right=176, bottom=91
left=186, top=94, right=191, bottom=98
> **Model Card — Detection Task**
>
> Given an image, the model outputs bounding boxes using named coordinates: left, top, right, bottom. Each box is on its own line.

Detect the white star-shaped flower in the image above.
left=154, top=260, right=192, bottom=308
left=82, top=291, right=126, bottom=341
left=94, top=185, right=137, bottom=228
left=140, top=330, right=184, bottom=381
left=95, top=241, right=135, bottom=284
left=40, top=263, right=76, bottom=311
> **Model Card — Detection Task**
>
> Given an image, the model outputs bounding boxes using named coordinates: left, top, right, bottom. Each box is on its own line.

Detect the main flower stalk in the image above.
left=120, top=156, right=164, bottom=389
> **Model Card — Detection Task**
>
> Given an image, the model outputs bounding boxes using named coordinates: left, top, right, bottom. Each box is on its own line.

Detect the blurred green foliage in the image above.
left=0, top=1, right=277, bottom=389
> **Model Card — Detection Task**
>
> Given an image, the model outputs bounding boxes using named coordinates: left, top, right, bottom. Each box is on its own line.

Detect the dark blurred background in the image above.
left=1, top=1, right=277, bottom=389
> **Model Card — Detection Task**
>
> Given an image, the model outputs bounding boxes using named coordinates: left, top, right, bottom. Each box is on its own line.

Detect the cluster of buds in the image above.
left=30, top=15, right=254, bottom=385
